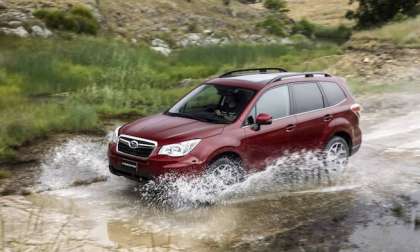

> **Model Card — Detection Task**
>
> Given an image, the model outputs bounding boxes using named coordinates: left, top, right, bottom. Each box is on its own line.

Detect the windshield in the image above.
left=167, top=84, right=255, bottom=124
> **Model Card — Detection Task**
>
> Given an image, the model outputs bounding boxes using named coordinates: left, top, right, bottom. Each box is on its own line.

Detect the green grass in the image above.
left=353, top=16, right=420, bottom=47
left=0, top=35, right=342, bottom=161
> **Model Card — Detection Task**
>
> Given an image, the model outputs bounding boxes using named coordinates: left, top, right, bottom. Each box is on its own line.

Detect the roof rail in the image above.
left=219, top=68, right=288, bottom=78
left=268, top=72, right=331, bottom=83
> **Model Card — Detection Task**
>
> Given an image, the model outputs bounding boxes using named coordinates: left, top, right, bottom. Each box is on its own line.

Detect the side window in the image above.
left=256, top=85, right=290, bottom=119
left=291, top=82, right=324, bottom=114
left=320, top=82, right=346, bottom=106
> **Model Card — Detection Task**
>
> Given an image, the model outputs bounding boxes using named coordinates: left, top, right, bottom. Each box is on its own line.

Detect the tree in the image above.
left=346, top=0, right=420, bottom=28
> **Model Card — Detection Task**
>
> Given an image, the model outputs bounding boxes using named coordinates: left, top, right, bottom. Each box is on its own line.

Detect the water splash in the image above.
left=38, top=136, right=109, bottom=191
left=137, top=151, right=346, bottom=209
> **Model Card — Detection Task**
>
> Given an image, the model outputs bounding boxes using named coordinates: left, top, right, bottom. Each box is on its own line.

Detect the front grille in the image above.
left=117, top=135, right=157, bottom=159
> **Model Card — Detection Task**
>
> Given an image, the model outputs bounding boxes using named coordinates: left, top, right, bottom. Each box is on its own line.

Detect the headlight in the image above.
left=110, top=126, right=121, bottom=143
left=158, top=139, right=201, bottom=157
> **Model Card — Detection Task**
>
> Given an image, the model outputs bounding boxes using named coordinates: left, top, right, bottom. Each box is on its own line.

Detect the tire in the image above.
left=324, top=136, right=350, bottom=175
left=207, top=156, right=245, bottom=185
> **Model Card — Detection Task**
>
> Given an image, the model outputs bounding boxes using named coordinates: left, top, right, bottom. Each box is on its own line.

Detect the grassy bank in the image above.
left=0, top=36, right=342, bottom=161
left=352, top=16, right=420, bottom=48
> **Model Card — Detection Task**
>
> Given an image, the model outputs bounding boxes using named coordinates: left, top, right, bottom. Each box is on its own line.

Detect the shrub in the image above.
left=346, top=0, right=420, bottom=28
left=33, top=5, right=99, bottom=35
left=292, top=19, right=316, bottom=38
left=314, top=25, right=352, bottom=43
left=257, top=15, right=287, bottom=36
left=264, top=0, right=288, bottom=12
left=292, top=19, right=352, bottom=43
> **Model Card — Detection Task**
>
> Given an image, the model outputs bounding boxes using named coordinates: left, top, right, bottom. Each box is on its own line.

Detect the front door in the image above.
left=243, top=85, right=296, bottom=170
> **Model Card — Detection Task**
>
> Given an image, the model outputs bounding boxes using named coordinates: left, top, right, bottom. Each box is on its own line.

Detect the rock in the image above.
left=151, top=38, right=170, bottom=48
left=159, top=27, right=170, bottom=33
left=203, top=29, right=213, bottom=35
left=363, top=57, right=370, bottom=63
left=247, top=34, right=263, bottom=42
left=178, top=33, right=202, bottom=47
left=279, top=37, right=294, bottom=45
left=150, top=38, right=172, bottom=55
left=150, top=46, right=172, bottom=56
left=31, top=25, right=52, bottom=38
left=7, top=20, right=22, bottom=28
left=202, top=37, right=221, bottom=46
left=0, top=26, right=29, bottom=38
left=0, top=0, right=6, bottom=9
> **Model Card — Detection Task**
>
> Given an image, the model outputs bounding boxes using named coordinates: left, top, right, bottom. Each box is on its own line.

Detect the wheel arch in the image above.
left=207, top=150, right=243, bottom=166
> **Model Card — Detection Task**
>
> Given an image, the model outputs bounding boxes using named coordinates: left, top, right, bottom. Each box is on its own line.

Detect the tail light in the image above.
left=351, top=103, right=362, bottom=117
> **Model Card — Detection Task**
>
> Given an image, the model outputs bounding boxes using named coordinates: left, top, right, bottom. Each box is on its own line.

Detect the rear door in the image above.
left=290, top=82, right=328, bottom=152
left=243, top=85, right=296, bottom=169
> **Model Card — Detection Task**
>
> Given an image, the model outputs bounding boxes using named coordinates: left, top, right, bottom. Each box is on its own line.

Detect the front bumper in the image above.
left=107, top=143, right=204, bottom=181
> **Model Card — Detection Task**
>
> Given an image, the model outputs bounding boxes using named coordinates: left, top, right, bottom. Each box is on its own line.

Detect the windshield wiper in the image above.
left=166, top=112, right=210, bottom=123
left=166, top=112, right=229, bottom=124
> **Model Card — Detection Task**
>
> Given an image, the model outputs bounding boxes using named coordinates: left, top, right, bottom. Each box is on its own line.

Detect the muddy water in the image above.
left=1, top=92, right=420, bottom=251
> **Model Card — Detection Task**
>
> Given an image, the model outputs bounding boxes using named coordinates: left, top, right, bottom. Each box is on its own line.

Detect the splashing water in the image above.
left=137, top=151, right=347, bottom=209
left=37, top=134, right=360, bottom=209
left=38, top=136, right=109, bottom=191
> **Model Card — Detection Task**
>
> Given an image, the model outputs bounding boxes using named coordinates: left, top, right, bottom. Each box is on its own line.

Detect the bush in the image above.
left=33, top=5, right=99, bottom=35
left=292, top=19, right=316, bottom=38
left=346, top=0, right=420, bottom=28
left=292, top=19, right=352, bottom=43
left=257, top=15, right=287, bottom=36
left=314, top=25, right=352, bottom=43
left=264, top=0, right=288, bottom=12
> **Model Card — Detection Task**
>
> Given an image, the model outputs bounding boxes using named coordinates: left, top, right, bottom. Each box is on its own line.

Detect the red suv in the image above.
left=108, top=68, right=362, bottom=181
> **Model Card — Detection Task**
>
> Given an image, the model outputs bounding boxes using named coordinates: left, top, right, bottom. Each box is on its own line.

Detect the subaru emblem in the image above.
left=129, top=140, right=139, bottom=149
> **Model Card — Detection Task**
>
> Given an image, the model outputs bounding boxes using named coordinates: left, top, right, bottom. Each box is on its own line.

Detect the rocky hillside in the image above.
left=0, top=0, right=284, bottom=47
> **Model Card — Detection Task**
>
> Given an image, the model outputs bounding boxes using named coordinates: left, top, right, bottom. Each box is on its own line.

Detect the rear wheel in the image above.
left=324, top=136, right=350, bottom=175
left=207, top=156, right=245, bottom=185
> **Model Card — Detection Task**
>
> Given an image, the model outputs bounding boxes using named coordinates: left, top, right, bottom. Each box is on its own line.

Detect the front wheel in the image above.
left=324, top=136, right=350, bottom=176
left=207, top=156, right=245, bottom=185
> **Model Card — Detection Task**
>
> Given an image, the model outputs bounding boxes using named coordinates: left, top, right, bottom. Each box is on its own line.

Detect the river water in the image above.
left=1, top=92, right=420, bottom=251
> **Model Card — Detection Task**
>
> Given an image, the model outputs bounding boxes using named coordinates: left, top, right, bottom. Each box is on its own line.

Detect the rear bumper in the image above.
left=107, top=143, right=205, bottom=180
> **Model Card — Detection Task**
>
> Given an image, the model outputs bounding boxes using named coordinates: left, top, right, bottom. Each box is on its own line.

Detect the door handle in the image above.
left=323, top=114, right=333, bottom=122
left=285, top=124, right=296, bottom=132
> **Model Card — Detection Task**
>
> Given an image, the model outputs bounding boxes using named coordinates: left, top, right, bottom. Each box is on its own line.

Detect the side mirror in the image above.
left=252, top=113, right=272, bottom=131
left=256, top=113, right=273, bottom=125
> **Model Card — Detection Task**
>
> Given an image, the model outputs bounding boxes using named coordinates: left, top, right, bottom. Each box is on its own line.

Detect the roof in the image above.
left=206, top=72, right=332, bottom=90
left=206, top=73, right=298, bottom=91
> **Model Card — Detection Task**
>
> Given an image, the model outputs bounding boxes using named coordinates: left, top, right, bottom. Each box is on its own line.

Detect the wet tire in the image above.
left=324, top=136, right=350, bottom=175
left=207, top=156, right=245, bottom=185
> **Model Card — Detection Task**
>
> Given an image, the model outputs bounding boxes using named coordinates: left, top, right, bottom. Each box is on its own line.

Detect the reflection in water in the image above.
left=106, top=190, right=358, bottom=251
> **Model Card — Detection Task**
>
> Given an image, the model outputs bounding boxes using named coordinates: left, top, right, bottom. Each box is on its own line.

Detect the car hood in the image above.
left=120, top=114, right=225, bottom=144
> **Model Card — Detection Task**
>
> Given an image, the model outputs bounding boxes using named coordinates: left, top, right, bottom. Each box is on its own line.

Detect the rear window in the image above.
left=291, top=83, right=324, bottom=114
left=320, top=82, right=346, bottom=106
